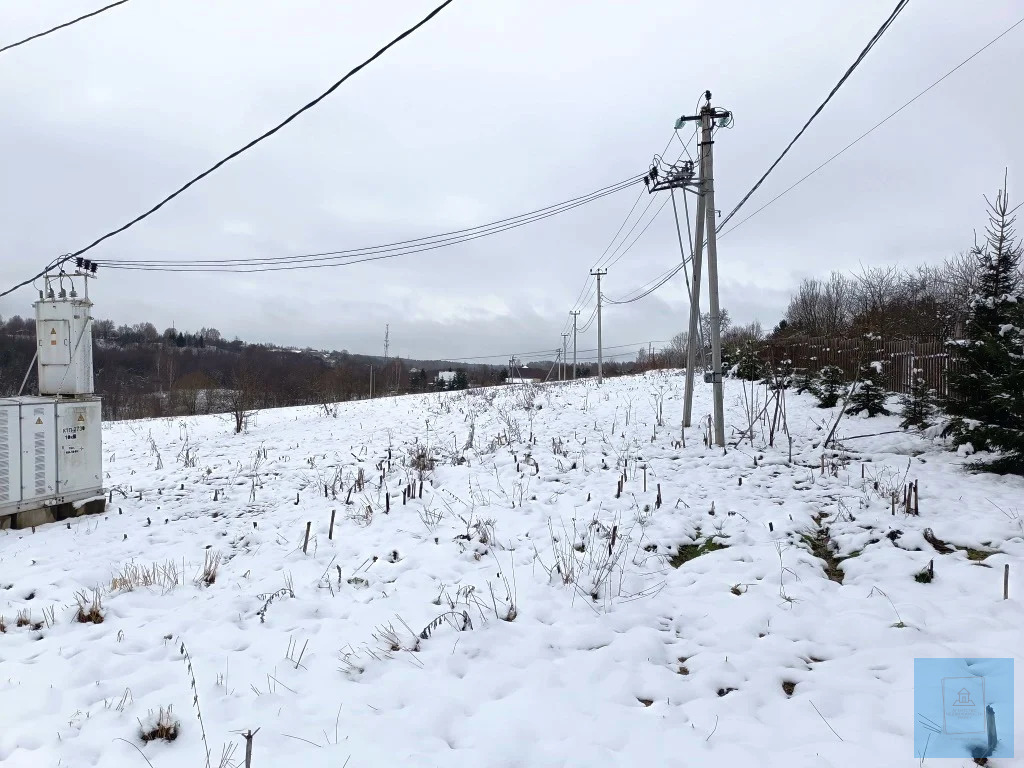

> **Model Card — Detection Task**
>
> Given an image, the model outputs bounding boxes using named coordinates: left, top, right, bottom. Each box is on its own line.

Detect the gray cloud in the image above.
left=1, top=0, right=1020, bottom=360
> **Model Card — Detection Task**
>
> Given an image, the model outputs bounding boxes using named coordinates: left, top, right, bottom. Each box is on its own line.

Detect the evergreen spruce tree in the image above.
left=899, top=369, right=935, bottom=430
left=814, top=365, right=846, bottom=408
left=847, top=360, right=890, bottom=417
left=941, top=181, right=1024, bottom=473
left=733, top=341, right=765, bottom=381
left=794, top=367, right=817, bottom=396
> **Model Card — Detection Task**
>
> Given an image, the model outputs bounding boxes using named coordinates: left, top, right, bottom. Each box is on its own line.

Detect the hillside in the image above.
left=0, top=372, right=1021, bottom=766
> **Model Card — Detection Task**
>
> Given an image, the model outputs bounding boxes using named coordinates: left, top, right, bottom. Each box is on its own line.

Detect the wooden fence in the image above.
left=763, top=336, right=953, bottom=396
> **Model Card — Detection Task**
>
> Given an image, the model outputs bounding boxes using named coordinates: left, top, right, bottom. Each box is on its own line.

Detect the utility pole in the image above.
left=590, top=268, right=607, bottom=383
left=643, top=133, right=701, bottom=425
left=561, top=333, right=569, bottom=381
left=673, top=90, right=730, bottom=446
left=369, top=365, right=374, bottom=399
left=383, top=324, right=390, bottom=392
left=569, top=310, right=580, bottom=379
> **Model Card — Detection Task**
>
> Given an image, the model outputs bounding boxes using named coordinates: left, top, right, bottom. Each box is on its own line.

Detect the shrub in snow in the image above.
left=139, top=705, right=180, bottom=743
left=940, top=181, right=1024, bottom=474
left=848, top=360, right=890, bottom=417
left=899, top=370, right=935, bottom=430
left=813, top=365, right=846, bottom=408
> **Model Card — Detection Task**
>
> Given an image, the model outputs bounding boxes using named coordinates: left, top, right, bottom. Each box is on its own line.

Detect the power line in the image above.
left=719, top=13, right=1024, bottom=240
left=73, top=2, right=454, bottom=269
left=102, top=178, right=640, bottom=273
left=716, top=0, right=910, bottom=232
left=605, top=262, right=684, bottom=305
left=0, top=1, right=131, bottom=56
left=603, top=194, right=671, bottom=270
left=100, top=175, right=640, bottom=269
left=566, top=131, right=683, bottom=321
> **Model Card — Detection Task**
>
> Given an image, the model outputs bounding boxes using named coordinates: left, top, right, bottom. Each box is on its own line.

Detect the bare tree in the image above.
left=227, top=359, right=260, bottom=433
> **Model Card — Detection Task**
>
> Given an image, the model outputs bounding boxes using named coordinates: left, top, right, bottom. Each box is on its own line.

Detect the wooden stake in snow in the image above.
left=243, top=728, right=259, bottom=768
left=656, top=483, right=662, bottom=509
left=329, top=510, right=336, bottom=541
left=643, top=465, right=647, bottom=492
left=913, top=481, right=919, bottom=515
left=1005, top=564, right=1010, bottom=600
left=302, top=522, right=311, bottom=555
left=385, top=493, right=390, bottom=514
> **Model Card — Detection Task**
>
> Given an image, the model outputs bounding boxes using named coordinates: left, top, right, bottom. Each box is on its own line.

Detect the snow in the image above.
left=1, top=372, right=1022, bottom=767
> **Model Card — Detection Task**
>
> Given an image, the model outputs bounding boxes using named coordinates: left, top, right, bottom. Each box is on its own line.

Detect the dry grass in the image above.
left=110, top=560, right=181, bottom=593
left=75, top=589, right=104, bottom=624
left=195, top=550, right=221, bottom=587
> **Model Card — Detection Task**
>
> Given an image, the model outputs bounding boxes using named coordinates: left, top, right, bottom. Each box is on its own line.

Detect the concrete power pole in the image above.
left=569, top=310, right=580, bottom=379
left=682, top=151, right=707, bottom=429
left=674, top=91, right=730, bottom=446
left=561, top=333, right=569, bottom=381
left=590, top=268, right=607, bottom=383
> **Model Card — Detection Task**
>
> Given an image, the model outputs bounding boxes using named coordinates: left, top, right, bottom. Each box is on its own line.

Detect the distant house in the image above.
left=436, top=370, right=456, bottom=385
left=506, top=368, right=539, bottom=384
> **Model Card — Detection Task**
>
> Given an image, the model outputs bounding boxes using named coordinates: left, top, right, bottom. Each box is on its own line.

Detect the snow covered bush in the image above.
left=139, top=705, right=180, bottom=743
left=941, top=181, right=1024, bottom=473
left=813, top=365, right=846, bottom=408
left=847, top=360, right=890, bottom=417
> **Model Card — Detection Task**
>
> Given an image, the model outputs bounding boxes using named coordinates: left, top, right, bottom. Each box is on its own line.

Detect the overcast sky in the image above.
left=1, top=0, right=1021, bottom=363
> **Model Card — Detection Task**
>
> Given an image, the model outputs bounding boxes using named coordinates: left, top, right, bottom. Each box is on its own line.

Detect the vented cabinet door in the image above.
left=20, top=402, right=56, bottom=503
left=0, top=404, right=20, bottom=506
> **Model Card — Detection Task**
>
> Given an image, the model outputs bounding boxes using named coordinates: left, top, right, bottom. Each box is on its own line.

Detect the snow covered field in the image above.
left=1, top=372, right=1021, bottom=767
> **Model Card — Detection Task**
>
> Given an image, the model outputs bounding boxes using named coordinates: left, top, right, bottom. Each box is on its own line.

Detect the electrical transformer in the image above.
left=0, top=272, right=104, bottom=528
left=0, top=397, right=103, bottom=515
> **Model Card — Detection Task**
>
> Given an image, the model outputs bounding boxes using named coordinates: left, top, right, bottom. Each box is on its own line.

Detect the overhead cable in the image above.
left=716, top=0, right=910, bottom=232
left=0, top=1, right=131, bottom=56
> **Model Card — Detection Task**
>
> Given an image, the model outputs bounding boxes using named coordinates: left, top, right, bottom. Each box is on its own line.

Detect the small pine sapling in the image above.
left=848, top=360, right=890, bottom=417
left=814, top=365, right=846, bottom=408
left=898, top=370, right=934, bottom=430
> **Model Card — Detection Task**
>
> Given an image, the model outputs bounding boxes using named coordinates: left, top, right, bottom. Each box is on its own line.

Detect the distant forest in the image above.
left=0, top=317, right=641, bottom=420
